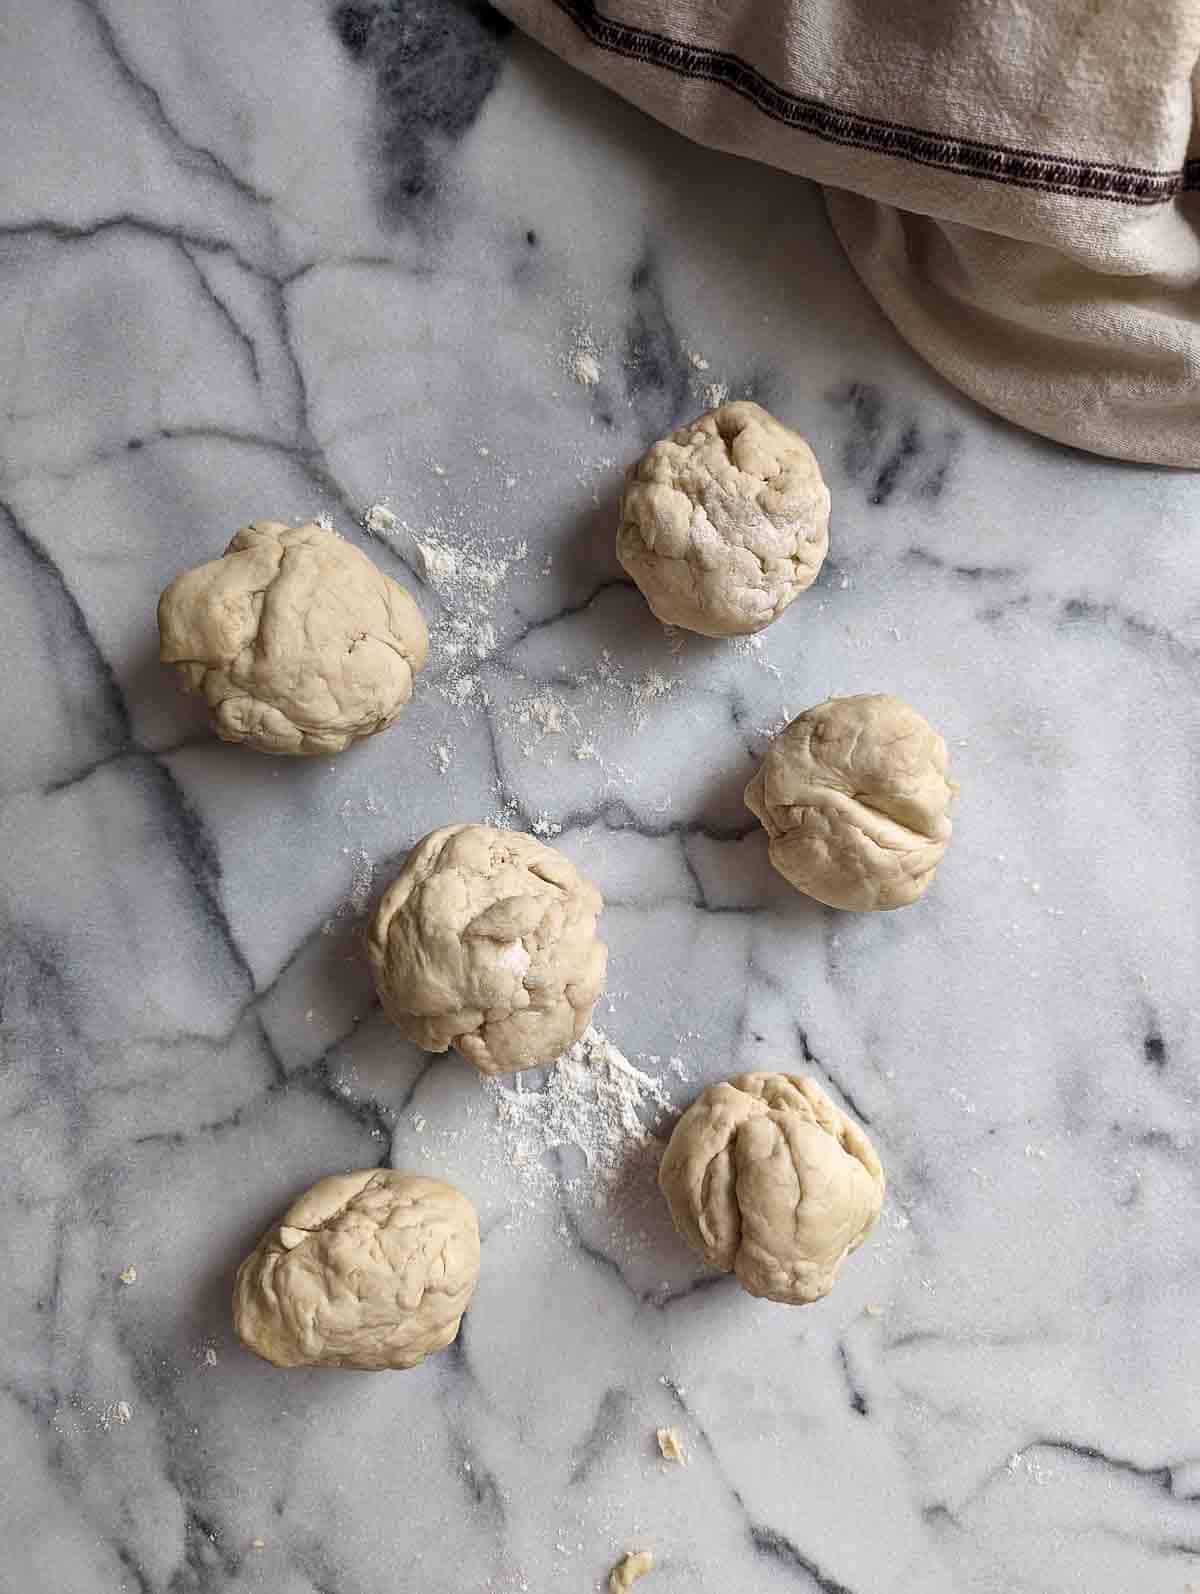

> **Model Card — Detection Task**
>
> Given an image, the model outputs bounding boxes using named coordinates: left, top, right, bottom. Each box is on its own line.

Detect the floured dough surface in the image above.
left=366, top=823, right=608, bottom=1074
left=616, top=400, right=830, bottom=637
left=158, top=520, right=428, bottom=755
left=745, top=693, right=957, bottom=910
left=233, top=1171, right=478, bottom=1369
left=659, top=1073, right=883, bottom=1304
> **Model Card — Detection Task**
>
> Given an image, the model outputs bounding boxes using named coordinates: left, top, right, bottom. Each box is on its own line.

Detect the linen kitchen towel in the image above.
left=494, top=0, right=1200, bottom=466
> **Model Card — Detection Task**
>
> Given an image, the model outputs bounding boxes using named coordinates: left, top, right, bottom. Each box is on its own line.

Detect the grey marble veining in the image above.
left=2, top=2, right=1199, bottom=1592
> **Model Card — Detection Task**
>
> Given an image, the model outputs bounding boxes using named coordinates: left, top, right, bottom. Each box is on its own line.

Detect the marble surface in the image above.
left=3, top=2, right=1199, bottom=1591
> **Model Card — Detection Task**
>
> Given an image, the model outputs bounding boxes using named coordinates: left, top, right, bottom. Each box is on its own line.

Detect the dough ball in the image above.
left=367, top=823, right=608, bottom=1075
left=158, top=520, right=428, bottom=756
left=658, top=1073, right=883, bottom=1304
left=233, top=1171, right=479, bottom=1369
left=616, top=400, right=830, bottom=637
left=745, top=693, right=957, bottom=911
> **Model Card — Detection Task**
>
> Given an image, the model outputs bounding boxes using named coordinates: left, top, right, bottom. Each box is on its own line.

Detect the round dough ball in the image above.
left=745, top=693, right=957, bottom=911
left=158, top=520, right=429, bottom=756
left=616, top=400, right=830, bottom=637
left=659, top=1073, right=883, bottom=1304
left=233, top=1171, right=479, bottom=1369
left=367, top=823, right=608, bottom=1075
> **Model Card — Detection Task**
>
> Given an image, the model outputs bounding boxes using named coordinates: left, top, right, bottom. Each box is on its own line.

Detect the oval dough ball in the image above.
left=367, top=823, right=608, bottom=1075
left=745, top=693, right=957, bottom=911
left=616, top=400, right=830, bottom=637
left=158, top=520, right=429, bottom=756
left=233, top=1171, right=479, bottom=1369
left=658, top=1073, right=883, bottom=1304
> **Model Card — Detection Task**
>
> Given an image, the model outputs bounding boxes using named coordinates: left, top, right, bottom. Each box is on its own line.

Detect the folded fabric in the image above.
left=494, top=0, right=1200, bottom=466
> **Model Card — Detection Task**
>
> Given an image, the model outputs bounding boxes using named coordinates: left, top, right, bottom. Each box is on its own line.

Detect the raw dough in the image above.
left=745, top=693, right=957, bottom=910
left=158, top=520, right=428, bottom=755
left=658, top=1073, right=883, bottom=1304
left=366, top=823, right=607, bottom=1075
left=609, top=1549, right=654, bottom=1592
left=616, top=400, right=830, bottom=637
left=233, top=1171, right=478, bottom=1369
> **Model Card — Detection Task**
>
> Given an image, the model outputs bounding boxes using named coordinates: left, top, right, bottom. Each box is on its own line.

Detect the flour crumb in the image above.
left=101, top=1400, right=133, bottom=1430
left=668, top=1056, right=689, bottom=1082
left=416, top=539, right=461, bottom=589
left=531, top=812, right=562, bottom=838
left=315, top=513, right=334, bottom=531
left=478, top=446, right=490, bottom=458
left=201, top=1345, right=219, bottom=1366
left=701, top=381, right=729, bottom=409
left=656, top=1427, right=687, bottom=1464
left=363, top=503, right=396, bottom=533
left=431, top=462, right=447, bottom=477
left=433, top=741, right=453, bottom=774
left=251, top=1538, right=266, bottom=1551
left=573, top=739, right=599, bottom=762
left=118, top=1264, right=137, bottom=1286
left=864, top=1302, right=885, bottom=1318
left=609, top=1549, right=654, bottom=1592
left=571, top=350, right=602, bottom=387
left=687, top=350, right=710, bottom=371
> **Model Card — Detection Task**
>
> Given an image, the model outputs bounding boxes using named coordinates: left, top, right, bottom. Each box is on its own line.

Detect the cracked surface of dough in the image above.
left=658, top=1073, right=883, bottom=1304
left=233, top=1171, right=479, bottom=1369
left=366, top=823, right=607, bottom=1075
left=158, top=520, right=428, bottom=755
left=616, top=400, right=830, bottom=637
left=745, top=693, right=957, bottom=910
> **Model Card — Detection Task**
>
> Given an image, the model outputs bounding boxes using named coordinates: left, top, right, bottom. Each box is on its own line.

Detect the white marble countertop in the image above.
left=4, top=3, right=1199, bottom=1592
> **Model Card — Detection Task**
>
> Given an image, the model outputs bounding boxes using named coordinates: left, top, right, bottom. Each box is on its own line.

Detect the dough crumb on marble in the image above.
left=609, top=1549, right=654, bottom=1591
left=656, top=1426, right=686, bottom=1464
left=571, top=349, right=602, bottom=386
left=118, top=1264, right=137, bottom=1285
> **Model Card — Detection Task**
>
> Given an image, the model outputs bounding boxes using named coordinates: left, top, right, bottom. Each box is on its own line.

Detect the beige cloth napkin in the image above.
left=494, top=0, right=1200, bottom=466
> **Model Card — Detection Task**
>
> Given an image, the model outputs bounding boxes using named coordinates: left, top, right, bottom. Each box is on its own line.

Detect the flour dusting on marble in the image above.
left=483, top=1026, right=671, bottom=1218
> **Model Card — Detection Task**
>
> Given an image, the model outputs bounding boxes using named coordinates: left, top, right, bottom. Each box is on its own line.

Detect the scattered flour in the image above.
left=731, top=633, right=782, bottom=679
left=322, top=845, right=375, bottom=932
left=701, top=381, right=729, bottom=409
left=483, top=1026, right=671, bottom=1215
